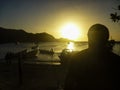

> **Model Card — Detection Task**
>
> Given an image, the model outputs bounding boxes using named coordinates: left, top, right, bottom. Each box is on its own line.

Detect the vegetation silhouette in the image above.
left=64, top=24, right=120, bottom=90
left=110, top=5, right=120, bottom=22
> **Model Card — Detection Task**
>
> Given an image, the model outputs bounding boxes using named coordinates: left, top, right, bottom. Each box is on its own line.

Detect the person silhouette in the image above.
left=64, top=24, right=120, bottom=90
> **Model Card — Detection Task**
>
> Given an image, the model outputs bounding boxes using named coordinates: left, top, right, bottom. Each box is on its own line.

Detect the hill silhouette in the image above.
left=0, top=27, right=70, bottom=43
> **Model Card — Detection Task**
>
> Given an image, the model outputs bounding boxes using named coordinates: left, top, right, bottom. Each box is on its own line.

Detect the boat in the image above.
left=31, top=45, right=39, bottom=49
left=39, top=48, right=54, bottom=55
left=22, top=49, right=38, bottom=58
left=5, top=48, right=38, bottom=60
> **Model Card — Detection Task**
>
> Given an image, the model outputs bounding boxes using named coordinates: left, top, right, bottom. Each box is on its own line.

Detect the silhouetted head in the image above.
left=88, top=24, right=109, bottom=49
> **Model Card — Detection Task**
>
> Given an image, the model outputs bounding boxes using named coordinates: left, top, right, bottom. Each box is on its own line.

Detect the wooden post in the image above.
left=18, top=54, right=23, bottom=86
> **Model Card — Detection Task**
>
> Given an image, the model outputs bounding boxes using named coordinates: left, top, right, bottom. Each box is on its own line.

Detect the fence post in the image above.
left=18, top=53, right=23, bottom=86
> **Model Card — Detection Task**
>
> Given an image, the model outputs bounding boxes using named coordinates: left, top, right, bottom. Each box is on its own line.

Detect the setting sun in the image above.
left=60, top=23, right=80, bottom=40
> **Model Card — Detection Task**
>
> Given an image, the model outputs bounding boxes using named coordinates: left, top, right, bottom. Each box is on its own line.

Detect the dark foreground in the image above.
left=0, top=62, right=69, bottom=90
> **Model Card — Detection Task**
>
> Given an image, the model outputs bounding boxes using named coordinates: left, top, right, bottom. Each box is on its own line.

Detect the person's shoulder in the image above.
left=109, top=52, right=120, bottom=62
left=75, top=49, right=89, bottom=57
left=69, top=49, right=88, bottom=67
left=109, top=52, right=120, bottom=58
left=70, top=49, right=89, bottom=61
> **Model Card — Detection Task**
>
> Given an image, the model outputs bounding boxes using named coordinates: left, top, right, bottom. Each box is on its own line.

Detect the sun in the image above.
left=60, top=23, right=80, bottom=40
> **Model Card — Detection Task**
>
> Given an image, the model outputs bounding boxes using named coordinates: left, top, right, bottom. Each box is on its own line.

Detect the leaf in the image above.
left=118, top=5, right=120, bottom=10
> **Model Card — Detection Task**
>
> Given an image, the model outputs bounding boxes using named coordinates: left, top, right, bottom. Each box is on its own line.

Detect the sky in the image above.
left=0, top=0, right=120, bottom=41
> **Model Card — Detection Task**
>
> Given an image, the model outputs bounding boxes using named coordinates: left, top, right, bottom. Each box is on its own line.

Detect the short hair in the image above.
left=88, top=24, right=109, bottom=42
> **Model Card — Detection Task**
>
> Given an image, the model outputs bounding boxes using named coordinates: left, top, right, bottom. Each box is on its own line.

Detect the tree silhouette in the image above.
left=110, top=5, right=120, bottom=22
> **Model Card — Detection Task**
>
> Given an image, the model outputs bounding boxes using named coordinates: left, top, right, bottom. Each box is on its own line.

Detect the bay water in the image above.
left=0, top=42, right=120, bottom=63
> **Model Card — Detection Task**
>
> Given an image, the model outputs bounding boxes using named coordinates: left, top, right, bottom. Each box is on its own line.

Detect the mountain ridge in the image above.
left=0, top=27, right=70, bottom=43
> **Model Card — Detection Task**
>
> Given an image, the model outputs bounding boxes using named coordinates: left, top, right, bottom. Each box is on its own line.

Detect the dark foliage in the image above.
left=110, top=5, right=120, bottom=22
left=110, top=12, right=120, bottom=22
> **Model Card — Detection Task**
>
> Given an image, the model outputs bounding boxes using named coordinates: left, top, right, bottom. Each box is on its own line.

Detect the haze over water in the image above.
left=0, top=42, right=120, bottom=62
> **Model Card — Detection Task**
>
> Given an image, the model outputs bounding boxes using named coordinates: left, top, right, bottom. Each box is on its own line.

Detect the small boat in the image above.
left=23, top=49, right=38, bottom=58
left=5, top=49, right=38, bottom=60
left=39, top=49, right=54, bottom=55
left=31, top=45, right=39, bottom=50
left=5, top=52, right=17, bottom=60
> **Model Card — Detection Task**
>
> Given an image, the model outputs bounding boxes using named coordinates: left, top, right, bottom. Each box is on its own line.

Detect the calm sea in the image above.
left=0, top=42, right=120, bottom=63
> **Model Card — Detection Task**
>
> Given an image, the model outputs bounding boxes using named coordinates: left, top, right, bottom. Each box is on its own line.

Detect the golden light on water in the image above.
left=67, top=42, right=75, bottom=52
left=60, top=22, right=81, bottom=40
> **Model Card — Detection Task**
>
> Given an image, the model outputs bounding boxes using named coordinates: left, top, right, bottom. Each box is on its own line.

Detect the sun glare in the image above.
left=67, top=42, right=74, bottom=52
left=61, top=23, right=80, bottom=40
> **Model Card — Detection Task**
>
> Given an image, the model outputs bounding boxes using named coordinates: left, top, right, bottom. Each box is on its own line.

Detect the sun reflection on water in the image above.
left=67, top=42, right=75, bottom=52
